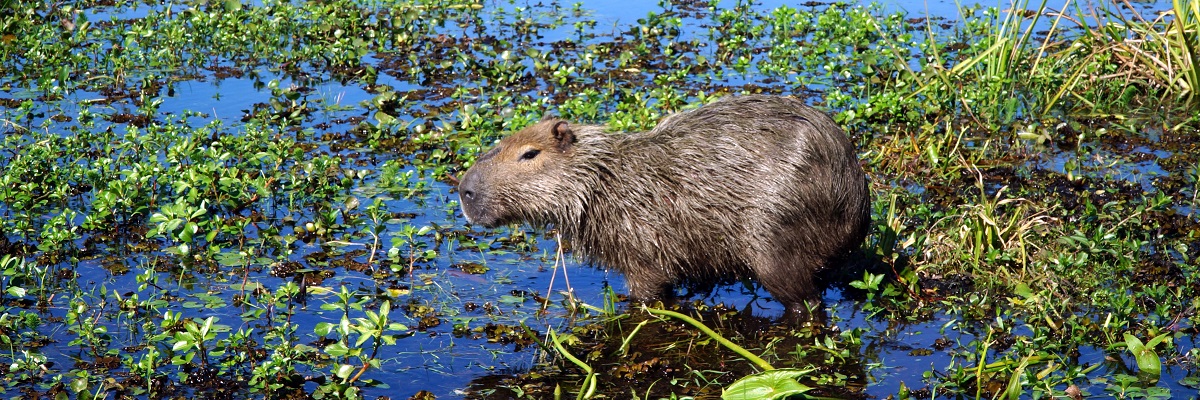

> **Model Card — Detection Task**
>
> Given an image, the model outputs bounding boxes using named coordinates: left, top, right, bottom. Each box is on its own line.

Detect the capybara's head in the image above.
left=458, top=119, right=582, bottom=228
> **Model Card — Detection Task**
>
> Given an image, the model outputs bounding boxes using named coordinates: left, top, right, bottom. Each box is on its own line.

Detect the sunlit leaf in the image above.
left=722, top=369, right=814, bottom=400
left=335, top=364, right=356, bottom=380
left=1123, top=333, right=1161, bottom=381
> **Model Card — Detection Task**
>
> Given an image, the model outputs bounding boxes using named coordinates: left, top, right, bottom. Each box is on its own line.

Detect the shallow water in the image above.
left=1, top=0, right=1196, bottom=398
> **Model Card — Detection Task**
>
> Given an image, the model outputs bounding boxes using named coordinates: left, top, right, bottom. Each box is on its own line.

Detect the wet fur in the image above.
left=458, top=95, right=871, bottom=320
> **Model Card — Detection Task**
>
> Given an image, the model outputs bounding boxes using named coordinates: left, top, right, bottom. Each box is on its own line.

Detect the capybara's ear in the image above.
left=552, top=121, right=576, bottom=151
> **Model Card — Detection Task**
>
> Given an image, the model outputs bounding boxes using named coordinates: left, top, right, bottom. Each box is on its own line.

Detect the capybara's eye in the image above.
left=520, top=149, right=541, bottom=161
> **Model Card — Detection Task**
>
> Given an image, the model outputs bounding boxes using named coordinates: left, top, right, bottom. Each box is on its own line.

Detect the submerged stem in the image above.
left=641, top=306, right=776, bottom=372
left=547, top=329, right=597, bottom=399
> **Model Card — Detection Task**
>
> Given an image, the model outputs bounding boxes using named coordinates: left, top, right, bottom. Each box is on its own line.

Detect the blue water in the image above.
left=2, top=0, right=1194, bottom=398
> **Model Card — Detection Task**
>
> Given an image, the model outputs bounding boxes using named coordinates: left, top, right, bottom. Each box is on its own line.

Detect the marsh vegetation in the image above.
left=0, top=0, right=1197, bottom=398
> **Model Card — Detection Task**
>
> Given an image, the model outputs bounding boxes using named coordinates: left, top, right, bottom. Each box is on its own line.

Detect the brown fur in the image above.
left=458, top=95, right=870, bottom=321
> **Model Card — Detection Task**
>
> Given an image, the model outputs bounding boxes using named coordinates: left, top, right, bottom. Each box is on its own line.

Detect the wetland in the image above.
left=0, top=0, right=1198, bottom=398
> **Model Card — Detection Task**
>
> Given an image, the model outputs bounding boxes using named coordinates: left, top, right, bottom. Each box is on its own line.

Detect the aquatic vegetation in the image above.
left=1064, top=0, right=1200, bottom=110
left=0, top=0, right=1197, bottom=398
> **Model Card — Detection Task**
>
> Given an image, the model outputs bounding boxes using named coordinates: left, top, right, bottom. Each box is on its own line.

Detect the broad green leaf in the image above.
left=722, top=368, right=814, bottom=400
left=69, top=376, right=88, bottom=393
left=1124, top=333, right=1162, bottom=380
left=5, top=286, right=26, bottom=298
left=324, top=342, right=351, bottom=357
left=334, top=363, right=356, bottom=380
left=1145, top=331, right=1172, bottom=349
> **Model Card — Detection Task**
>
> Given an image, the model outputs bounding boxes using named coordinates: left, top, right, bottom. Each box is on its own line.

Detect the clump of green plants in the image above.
left=489, top=303, right=864, bottom=399
left=1064, top=0, right=1200, bottom=111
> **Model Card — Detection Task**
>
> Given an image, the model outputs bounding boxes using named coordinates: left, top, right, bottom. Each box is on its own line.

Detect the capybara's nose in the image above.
left=457, top=171, right=486, bottom=225
left=459, top=173, right=477, bottom=201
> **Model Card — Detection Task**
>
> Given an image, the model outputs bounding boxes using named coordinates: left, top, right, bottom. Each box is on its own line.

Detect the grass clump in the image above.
left=1067, top=0, right=1200, bottom=110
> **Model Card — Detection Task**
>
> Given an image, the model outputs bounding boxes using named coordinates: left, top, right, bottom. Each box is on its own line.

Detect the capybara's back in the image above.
left=459, top=95, right=870, bottom=321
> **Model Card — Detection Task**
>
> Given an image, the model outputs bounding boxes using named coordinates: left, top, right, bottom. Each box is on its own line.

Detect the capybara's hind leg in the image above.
left=623, top=267, right=675, bottom=303
left=752, top=251, right=828, bottom=325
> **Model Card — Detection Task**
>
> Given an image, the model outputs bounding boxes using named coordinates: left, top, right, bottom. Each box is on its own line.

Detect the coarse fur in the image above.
left=458, top=95, right=870, bottom=321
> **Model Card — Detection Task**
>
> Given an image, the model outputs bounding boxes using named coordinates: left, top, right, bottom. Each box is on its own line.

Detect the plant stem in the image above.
left=641, top=306, right=775, bottom=371
left=547, top=329, right=596, bottom=399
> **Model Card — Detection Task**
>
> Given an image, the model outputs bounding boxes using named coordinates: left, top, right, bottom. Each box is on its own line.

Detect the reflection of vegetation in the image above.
left=643, top=306, right=776, bottom=371
left=638, top=306, right=819, bottom=400
left=0, top=0, right=1197, bottom=398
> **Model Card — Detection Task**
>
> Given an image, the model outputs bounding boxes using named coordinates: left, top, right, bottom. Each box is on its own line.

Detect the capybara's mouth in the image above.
left=459, top=195, right=501, bottom=228
left=458, top=170, right=491, bottom=227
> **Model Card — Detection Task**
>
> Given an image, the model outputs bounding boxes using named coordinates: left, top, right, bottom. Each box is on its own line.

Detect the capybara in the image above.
left=458, top=95, right=870, bottom=321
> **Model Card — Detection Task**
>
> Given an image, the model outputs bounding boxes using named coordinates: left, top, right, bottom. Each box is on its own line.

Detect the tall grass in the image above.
left=871, top=0, right=1197, bottom=129
left=867, top=0, right=1071, bottom=126
left=1050, top=0, right=1199, bottom=113
left=1131, top=0, right=1198, bottom=106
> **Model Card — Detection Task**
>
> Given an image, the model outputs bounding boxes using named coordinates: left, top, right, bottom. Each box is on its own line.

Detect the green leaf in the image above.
left=180, top=222, right=197, bottom=242
left=213, top=251, right=246, bottom=267
left=498, top=294, right=526, bottom=305
left=379, top=300, right=391, bottom=319
left=324, top=342, right=351, bottom=357
left=171, top=338, right=193, bottom=352
left=374, top=110, right=396, bottom=125
left=334, top=363, right=356, bottom=380
left=722, top=368, right=814, bottom=400
left=354, top=330, right=372, bottom=347
left=5, top=286, right=26, bottom=298
left=1123, top=332, right=1145, bottom=353
left=1124, top=333, right=1162, bottom=380
left=148, top=213, right=169, bottom=223
left=314, top=322, right=334, bottom=336
left=69, top=376, right=88, bottom=393
left=1013, top=283, right=1033, bottom=299
left=1145, top=331, right=1172, bottom=349
left=417, top=225, right=433, bottom=236
left=1003, top=358, right=1029, bottom=400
